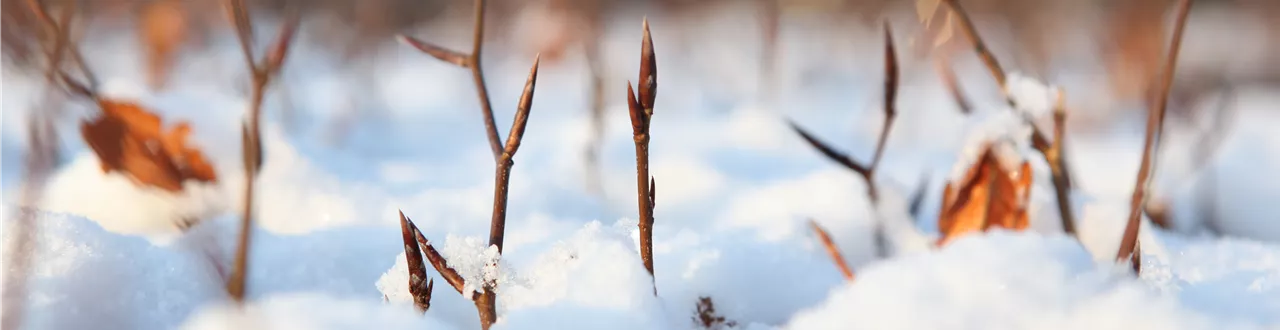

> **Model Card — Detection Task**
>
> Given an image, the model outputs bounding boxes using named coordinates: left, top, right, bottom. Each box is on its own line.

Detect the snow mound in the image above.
left=179, top=293, right=456, bottom=330
left=1, top=212, right=224, bottom=329
left=784, top=231, right=1267, bottom=330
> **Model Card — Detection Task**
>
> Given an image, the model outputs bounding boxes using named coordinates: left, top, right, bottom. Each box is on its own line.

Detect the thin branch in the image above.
left=934, top=56, right=972, bottom=114
left=25, top=0, right=95, bottom=99
left=225, top=0, right=299, bottom=302
left=788, top=123, right=872, bottom=176
left=628, top=18, right=659, bottom=286
left=488, top=55, right=540, bottom=254
left=400, top=211, right=433, bottom=313
left=789, top=23, right=900, bottom=259
left=397, top=35, right=469, bottom=67
left=940, top=0, right=1005, bottom=87
left=1118, top=0, right=1194, bottom=268
left=1044, top=92, right=1077, bottom=234
left=809, top=220, right=854, bottom=281
left=399, top=0, right=502, bottom=160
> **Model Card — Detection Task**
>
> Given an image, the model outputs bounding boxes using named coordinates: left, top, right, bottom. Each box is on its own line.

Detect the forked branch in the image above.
left=789, top=23, right=899, bottom=259
left=789, top=22, right=898, bottom=201
left=223, top=0, right=300, bottom=302
left=1117, top=0, right=1195, bottom=271
left=397, top=55, right=540, bottom=330
left=399, top=0, right=502, bottom=160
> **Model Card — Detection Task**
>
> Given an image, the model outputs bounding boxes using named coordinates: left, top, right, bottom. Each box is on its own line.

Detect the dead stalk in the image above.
left=399, top=0, right=502, bottom=160
left=934, top=56, right=972, bottom=114
left=941, top=0, right=1077, bottom=235
left=626, top=19, right=659, bottom=285
left=396, top=55, right=540, bottom=329
left=1117, top=0, right=1194, bottom=270
left=789, top=22, right=898, bottom=259
left=223, top=0, right=299, bottom=302
left=809, top=220, right=854, bottom=281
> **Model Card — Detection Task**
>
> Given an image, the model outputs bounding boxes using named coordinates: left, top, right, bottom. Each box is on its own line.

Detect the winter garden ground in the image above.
left=3, top=4, right=1280, bottom=330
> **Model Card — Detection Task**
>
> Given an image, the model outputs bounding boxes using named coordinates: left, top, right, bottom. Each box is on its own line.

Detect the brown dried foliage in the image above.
left=940, top=0, right=1077, bottom=235
left=936, top=146, right=1034, bottom=246
left=693, top=296, right=738, bottom=330
left=1118, top=0, right=1195, bottom=273
left=81, top=100, right=218, bottom=192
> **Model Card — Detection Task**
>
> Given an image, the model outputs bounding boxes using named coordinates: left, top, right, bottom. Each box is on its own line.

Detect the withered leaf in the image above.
left=81, top=99, right=218, bottom=192
left=936, top=145, right=1033, bottom=246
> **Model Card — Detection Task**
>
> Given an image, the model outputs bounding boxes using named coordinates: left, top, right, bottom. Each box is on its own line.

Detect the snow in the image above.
left=5, top=3, right=1280, bottom=329
left=783, top=232, right=1262, bottom=330
left=1005, top=71, right=1061, bottom=121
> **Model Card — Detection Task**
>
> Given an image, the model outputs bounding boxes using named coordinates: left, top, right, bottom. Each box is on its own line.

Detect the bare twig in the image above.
left=940, top=0, right=1005, bottom=87
left=627, top=19, right=659, bottom=285
left=788, top=22, right=897, bottom=201
left=397, top=55, right=540, bottom=330
left=488, top=55, right=540, bottom=254
left=400, top=211, right=434, bottom=313
left=809, top=220, right=854, bottom=280
left=941, top=0, right=1077, bottom=235
left=934, top=56, right=972, bottom=114
left=1118, top=0, right=1194, bottom=270
left=25, top=0, right=96, bottom=99
left=788, top=22, right=899, bottom=259
left=399, top=0, right=502, bottom=160
left=224, top=0, right=299, bottom=302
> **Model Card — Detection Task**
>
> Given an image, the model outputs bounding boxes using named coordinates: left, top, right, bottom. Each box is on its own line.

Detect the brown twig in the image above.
left=809, top=220, right=854, bottom=281
left=626, top=19, right=659, bottom=286
left=934, top=56, right=972, bottom=114
left=1117, top=0, right=1194, bottom=270
left=397, top=55, right=540, bottom=329
left=789, top=22, right=897, bottom=202
left=788, top=22, right=899, bottom=258
left=399, top=211, right=434, bottom=313
left=25, top=0, right=95, bottom=100
left=941, top=0, right=1077, bottom=235
left=224, top=0, right=299, bottom=302
left=399, top=0, right=502, bottom=161
left=940, top=0, right=1005, bottom=88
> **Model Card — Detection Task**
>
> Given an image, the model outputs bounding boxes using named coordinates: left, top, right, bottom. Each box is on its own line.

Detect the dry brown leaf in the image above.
left=81, top=99, right=217, bottom=192
left=936, top=145, right=1033, bottom=246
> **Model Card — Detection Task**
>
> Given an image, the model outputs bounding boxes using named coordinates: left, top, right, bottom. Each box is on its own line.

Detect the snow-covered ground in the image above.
left=4, top=3, right=1280, bottom=329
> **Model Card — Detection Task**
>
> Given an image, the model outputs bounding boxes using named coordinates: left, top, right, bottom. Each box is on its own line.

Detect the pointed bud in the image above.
left=264, top=13, right=300, bottom=75
left=883, top=21, right=898, bottom=119
left=504, top=54, right=540, bottom=157
left=626, top=82, right=644, bottom=135
left=638, top=18, right=657, bottom=111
